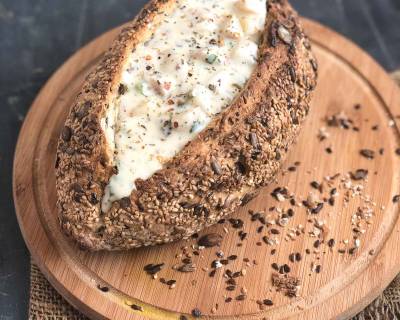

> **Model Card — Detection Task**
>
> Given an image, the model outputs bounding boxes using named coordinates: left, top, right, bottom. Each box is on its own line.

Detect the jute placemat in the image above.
left=28, top=71, right=400, bottom=319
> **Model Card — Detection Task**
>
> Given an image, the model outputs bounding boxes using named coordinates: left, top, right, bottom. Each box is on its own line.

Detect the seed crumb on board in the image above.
left=135, top=101, right=391, bottom=314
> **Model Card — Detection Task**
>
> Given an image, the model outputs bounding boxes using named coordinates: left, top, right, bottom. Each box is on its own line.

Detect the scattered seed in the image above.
left=360, top=149, right=375, bottom=159
left=192, top=308, right=202, bottom=318
left=230, top=219, right=244, bottom=229
left=178, top=264, right=196, bottom=273
left=350, top=169, right=368, bottom=180
left=314, top=240, right=321, bottom=248
left=311, top=203, right=324, bottom=214
left=262, top=236, right=269, bottom=245
left=270, top=228, right=280, bottom=235
left=263, top=299, right=274, bottom=306
left=310, top=181, right=320, bottom=190
left=250, top=212, right=261, bottom=221
left=198, top=233, right=223, bottom=248
left=349, top=247, right=357, bottom=255
left=97, top=285, right=109, bottom=292
left=131, top=304, right=143, bottom=312
left=283, top=264, right=291, bottom=273
left=328, top=239, right=335, bottom=247
left=271, top=187, right=289, bottom=202
left=211, top=260, right=223, bottom=269
left=236, top=294, right=247, bottom=301
left=166, top=280, right=176, bottom=286
left=144, top=263, right=164, bottom=275
left=239, top=231, right=247, bottom=240
left=371, top=125, right=379, bottom=131
left=233, top=271, right=242, bottom=278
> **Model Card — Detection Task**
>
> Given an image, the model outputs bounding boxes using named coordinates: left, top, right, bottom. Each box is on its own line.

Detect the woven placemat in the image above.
left=28, top=71, right=400, bottom=319
left=29, top=262, right=88, bottom=320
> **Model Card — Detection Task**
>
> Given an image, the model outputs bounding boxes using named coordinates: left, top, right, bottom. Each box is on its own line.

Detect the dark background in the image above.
left=1, top=0, right=400, bottom=319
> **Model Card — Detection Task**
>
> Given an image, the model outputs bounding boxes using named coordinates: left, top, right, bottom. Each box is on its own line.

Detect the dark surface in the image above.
left=0, top=0, right=399, bottom=319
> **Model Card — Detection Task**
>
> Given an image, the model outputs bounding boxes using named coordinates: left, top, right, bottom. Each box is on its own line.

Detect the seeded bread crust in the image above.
left=56, top=0, right=318, bottom=251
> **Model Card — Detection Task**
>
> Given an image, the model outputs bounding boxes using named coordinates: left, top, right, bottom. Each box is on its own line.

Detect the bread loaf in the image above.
left=56, top=0, right=318, bottom=250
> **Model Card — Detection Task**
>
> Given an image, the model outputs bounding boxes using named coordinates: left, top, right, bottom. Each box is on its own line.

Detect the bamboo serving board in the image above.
left=13, top=19, right=400, bottom=320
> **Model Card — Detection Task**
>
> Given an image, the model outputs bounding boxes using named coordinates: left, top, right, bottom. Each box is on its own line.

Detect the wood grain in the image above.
left=13, top=19, right=400, bottom=320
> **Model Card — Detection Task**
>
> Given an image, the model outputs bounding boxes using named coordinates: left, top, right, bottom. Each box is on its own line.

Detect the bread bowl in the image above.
left=56, top=0, right=318, bottom=250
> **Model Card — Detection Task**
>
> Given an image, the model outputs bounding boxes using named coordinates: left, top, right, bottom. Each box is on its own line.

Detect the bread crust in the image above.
left=56, top=0, right=318, bottom=250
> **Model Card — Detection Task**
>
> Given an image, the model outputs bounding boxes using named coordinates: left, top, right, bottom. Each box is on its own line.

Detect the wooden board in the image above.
left=13, top=19, right=400, bottom=320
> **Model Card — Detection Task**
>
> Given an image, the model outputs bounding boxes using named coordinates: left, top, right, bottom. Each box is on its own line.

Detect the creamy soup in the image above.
left=101, top=0, right=267, bottom=211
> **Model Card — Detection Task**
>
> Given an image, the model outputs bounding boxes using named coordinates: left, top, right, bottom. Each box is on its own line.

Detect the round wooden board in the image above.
left=13, top=19, right=400, bottom=320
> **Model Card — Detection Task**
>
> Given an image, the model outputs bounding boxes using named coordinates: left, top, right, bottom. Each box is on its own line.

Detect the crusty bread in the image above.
left=56, top=0, right=318, bottom=250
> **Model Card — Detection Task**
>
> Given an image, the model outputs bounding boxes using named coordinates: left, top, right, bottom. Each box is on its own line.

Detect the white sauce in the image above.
left=102, top=0, right=267, bottom=211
